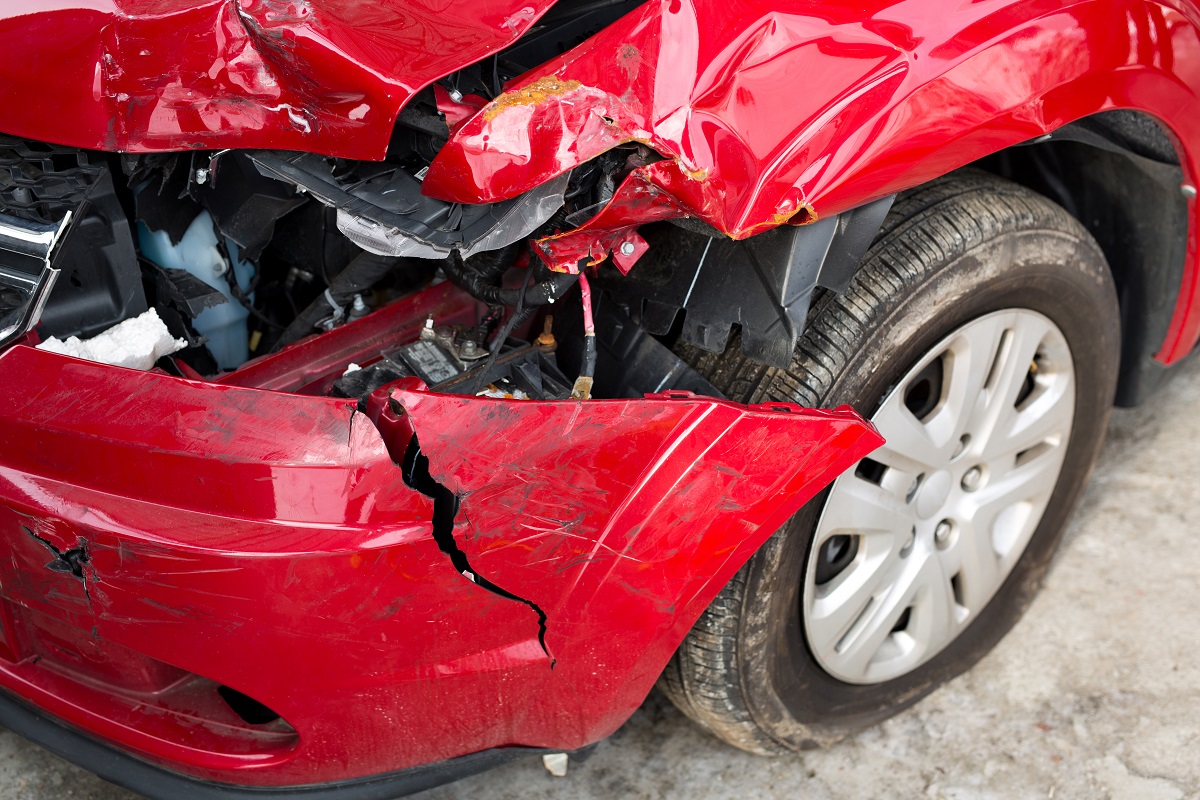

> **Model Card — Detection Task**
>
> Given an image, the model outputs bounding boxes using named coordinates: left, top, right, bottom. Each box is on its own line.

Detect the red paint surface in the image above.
left=423, top=0, right=1200, bottom=357
left=0, top=339, right=879, bottom=785
left=4, top=0, right=1200, bottom=350
left=3, top=0, right=1200, bottom=785
left=0, top=0, right=554, bottom=160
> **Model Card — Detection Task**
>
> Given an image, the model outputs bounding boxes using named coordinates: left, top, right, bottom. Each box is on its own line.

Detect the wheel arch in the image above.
left=971, top=110, right=1190, bottom=406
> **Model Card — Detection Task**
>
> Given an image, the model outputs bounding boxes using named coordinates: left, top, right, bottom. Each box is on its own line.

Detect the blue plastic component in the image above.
left=138, top=212, right=255, bottom=370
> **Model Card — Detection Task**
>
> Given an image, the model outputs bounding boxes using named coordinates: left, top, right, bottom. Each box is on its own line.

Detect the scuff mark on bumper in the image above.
left=0, top=339, right=880, bottom=787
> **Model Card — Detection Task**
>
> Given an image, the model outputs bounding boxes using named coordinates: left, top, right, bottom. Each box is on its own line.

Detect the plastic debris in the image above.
left=542, top=752, right=569, bottom=777
left=37, top=308, right=186, bottom=371
left=476, top=384, right=529, bottom=400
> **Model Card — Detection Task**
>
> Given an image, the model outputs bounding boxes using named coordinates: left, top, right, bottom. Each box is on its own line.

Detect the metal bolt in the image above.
left=961, top=466, right=983, bottom=491
left=1183, top=184, right=1198, bottom=199
left=194, top=167, right=210, bottom=185
left=351, top=294, right=367, bottom=313
left=934, top=519, right=953, bottom=546
left=460, top=340, right=478, bottom=356
left=536, top=315, right=557, bottom=350
left=449, top=88, right=464, bottom=103
left=619, top=241, right=636, bottom=256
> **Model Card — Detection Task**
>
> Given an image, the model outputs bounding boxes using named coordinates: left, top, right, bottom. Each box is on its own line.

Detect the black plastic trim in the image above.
left=0, top=688, right=544, bottom=800
left=598, top=195, right=895, bottom=368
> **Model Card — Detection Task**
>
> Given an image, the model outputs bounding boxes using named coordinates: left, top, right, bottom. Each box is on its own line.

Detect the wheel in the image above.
left=659, top=170, right=1120, bottom=754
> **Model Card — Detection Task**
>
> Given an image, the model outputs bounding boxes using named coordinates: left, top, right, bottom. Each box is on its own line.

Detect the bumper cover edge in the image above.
left=0, top=687, right=541, bottom=800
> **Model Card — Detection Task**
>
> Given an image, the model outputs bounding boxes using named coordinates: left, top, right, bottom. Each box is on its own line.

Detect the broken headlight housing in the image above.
left=0, top=211, right=70, bottom=348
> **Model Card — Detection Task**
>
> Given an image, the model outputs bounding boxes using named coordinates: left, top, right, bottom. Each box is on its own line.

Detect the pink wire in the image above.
left=578, top=270, right=595, bottom=335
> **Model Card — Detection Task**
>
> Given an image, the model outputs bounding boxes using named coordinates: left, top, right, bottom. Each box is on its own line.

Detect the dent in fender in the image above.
left=423, top=0, right=1200, bottom=318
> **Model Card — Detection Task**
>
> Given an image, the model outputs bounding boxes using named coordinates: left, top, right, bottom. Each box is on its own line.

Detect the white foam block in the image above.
left=37, top=308, right=187, bottom=371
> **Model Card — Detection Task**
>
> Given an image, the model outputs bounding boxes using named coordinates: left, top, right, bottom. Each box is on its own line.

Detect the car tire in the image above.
left=659, top=169, right=1121, bottom=754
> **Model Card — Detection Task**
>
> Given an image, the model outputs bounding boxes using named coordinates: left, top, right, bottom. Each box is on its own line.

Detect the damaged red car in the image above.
left=0, top=0, right=1196, bottom=796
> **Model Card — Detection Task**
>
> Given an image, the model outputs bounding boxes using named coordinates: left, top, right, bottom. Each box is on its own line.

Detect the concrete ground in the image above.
left=3, top=360, right=1200, bottom=800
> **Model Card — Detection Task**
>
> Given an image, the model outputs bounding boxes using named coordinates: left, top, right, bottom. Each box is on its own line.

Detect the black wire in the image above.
left=580, top=334, right=597, bottom=379
left=466, top=267, right=538, bottom=395
left=210, top=225, right=286, bottom=331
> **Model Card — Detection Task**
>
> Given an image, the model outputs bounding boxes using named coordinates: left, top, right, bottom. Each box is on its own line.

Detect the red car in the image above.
left=0, top=0, right=1194, bottom=796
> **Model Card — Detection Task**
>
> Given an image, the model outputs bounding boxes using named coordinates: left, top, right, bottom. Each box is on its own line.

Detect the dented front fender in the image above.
left=423, top=0, right=1200, bottom=255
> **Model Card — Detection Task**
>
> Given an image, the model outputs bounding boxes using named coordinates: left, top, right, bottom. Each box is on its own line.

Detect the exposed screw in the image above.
left=961, top=466, right=983, bottom=491
left=194, top=167, right=210, bottom=185
left=449, top=88, right=464, bottom=103
left=619, top=240, right=636, bottom=256
left=1183, top=184, right=1197, bottom=199
left=460, top=340, right=478, bottom=356
left=934, top=519, right=953, bottom=547
left=536, top=315, right=557, bottom=350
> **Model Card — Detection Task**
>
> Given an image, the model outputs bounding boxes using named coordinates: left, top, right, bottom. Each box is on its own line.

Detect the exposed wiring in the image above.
left=466, top=266, right=538, bottom=395
left=571, top=270, right=596, bottom=400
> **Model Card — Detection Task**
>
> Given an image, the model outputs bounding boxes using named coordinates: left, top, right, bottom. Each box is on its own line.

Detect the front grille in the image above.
left=0, top=136, right=106, bottom=223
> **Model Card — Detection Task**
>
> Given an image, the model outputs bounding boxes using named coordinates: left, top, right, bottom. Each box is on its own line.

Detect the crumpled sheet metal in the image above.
left=0, top=0, right=556, bottom=159
left=423, top=0, right=1200, bottom=264
left=533, top=166, right=683, bottom=273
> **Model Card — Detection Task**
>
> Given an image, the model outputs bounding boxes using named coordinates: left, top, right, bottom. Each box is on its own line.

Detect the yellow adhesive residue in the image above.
left=483, top=76, right=584, bottom=121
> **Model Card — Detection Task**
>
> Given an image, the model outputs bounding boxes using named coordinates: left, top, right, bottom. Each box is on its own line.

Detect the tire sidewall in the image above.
left=740, top=227, right=1120, bottom=742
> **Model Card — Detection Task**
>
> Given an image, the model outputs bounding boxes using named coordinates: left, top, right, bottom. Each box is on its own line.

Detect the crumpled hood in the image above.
left=0, top=0, right=558, bottom=160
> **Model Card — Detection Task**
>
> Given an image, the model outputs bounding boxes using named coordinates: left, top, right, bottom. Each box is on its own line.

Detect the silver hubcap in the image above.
left=803, top=309, right=1075, bottom=684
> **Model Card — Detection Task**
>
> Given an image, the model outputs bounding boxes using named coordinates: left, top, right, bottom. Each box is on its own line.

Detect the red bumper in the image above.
left=0, top=334, right=878, bottom=787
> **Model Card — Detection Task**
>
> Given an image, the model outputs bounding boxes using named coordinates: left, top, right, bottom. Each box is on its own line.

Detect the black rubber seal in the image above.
left=0, top=688, right=543, bottom=799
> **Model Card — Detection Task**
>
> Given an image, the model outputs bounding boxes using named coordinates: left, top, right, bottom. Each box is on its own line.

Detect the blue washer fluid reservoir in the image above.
left=138, top=211, right=255, bottom=370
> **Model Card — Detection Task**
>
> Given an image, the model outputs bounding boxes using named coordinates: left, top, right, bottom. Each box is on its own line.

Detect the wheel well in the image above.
left=971, top=110, right=1188, bottom=406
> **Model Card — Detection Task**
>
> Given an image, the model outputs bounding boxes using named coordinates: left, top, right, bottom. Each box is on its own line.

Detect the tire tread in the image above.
left=659, top=169, right=1108, bottom=754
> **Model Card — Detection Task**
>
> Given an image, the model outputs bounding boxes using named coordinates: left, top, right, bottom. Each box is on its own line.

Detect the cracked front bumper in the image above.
left=0, top=329, right=878, bottom=792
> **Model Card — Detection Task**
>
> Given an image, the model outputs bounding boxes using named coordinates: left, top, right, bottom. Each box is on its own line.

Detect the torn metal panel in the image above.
left=0, top=0, right=558, bottom=160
